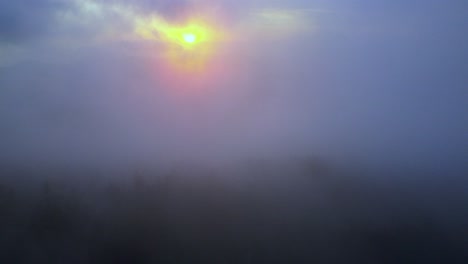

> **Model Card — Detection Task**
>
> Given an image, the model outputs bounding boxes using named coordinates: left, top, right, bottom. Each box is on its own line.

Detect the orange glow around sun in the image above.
left=136, top=15, right=227, bottom=72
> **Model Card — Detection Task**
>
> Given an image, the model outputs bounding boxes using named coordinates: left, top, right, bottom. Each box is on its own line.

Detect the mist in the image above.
left=0, top=0, right=466, bottom=170
left=0, top=1, right=467, bottom=263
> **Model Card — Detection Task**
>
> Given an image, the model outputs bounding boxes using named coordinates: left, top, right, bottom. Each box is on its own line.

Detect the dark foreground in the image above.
left=0, top=162, right=467, bottom=263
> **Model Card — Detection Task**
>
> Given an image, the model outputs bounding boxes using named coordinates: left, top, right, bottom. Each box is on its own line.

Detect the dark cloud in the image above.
left=0, top=0, right=66, bottom=43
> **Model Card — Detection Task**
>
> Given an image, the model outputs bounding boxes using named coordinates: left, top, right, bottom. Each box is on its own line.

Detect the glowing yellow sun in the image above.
left=136, top=16, right=227, bottom=71
left=183, top=33, right=197, bottom=44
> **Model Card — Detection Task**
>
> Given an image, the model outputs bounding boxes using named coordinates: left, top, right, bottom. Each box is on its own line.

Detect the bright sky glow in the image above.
left=1, top=0, right=465, bottom=171
left=136, top=17, right=222, bottom=47
left=183, top=33, right=197, bottom=44
left=62, top=0, right=313, bottom=72
left=136, top=16, right=226, bottom=71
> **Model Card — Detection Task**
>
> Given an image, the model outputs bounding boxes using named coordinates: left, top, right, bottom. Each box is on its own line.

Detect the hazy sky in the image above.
left=0, top=0, right=466, bottom=169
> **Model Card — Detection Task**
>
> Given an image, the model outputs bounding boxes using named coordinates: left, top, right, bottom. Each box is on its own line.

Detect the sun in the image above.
left=183, top=33, right=197, bottom=44
left=136, top=16, right=228, bottom=71
left=137, top=17, right=220, bottom=49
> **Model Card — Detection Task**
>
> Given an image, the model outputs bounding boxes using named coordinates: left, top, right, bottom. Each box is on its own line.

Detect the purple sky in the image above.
left=0, top=0, right=466, bottom=170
